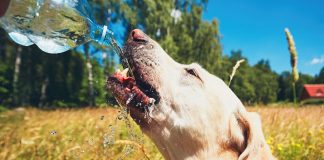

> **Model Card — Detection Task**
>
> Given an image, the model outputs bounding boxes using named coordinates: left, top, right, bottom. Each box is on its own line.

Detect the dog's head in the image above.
left=107, top=29, right=274, bottom=159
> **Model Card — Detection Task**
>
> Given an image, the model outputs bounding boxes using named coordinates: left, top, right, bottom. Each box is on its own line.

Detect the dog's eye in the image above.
left=185, top=68, right=202, bottom=81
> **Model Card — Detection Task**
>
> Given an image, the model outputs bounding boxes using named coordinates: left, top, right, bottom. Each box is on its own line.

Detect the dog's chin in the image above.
left=107, top=66, right=160, bottom=125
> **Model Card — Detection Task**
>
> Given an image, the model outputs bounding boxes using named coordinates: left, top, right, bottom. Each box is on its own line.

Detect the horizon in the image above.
left=203, top=0, right=324, bottom=76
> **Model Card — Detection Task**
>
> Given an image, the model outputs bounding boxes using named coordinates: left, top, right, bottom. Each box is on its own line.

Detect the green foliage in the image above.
left=106, top=0, right=222, bottom=75
left=0, top=105, right=7, bottom=112
left=0, top=28, right=115, bottom=107
left=0, top=62, right=10, bottom=104
left=91, top=58, right=107, bottom=105
left=277, top=71, right=314, bottom=102
left=314, top=67, right=324, bottom=83
left=252, top=60, right=279, bottom=104
left=0, top=1, right=323, bottom=108
left=0, top=30, right=14, bottom=106
left=225, top=51, right=279, bottom=104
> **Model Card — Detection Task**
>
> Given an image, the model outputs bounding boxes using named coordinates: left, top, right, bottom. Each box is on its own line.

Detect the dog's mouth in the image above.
left=107, top=29, right=161, bottom=115
left=107, top=67, right=160, bottom=112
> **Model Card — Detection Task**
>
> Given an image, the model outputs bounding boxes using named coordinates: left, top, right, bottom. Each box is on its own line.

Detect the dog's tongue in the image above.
left=107, top=68, right=155, bottom=110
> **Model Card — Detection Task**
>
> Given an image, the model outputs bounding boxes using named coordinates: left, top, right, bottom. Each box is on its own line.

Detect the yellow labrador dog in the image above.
left=107, top=29, right=275, bottom=160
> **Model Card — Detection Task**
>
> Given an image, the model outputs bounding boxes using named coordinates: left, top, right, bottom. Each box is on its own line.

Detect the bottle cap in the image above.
left=0, top=0, right=11, bottom=17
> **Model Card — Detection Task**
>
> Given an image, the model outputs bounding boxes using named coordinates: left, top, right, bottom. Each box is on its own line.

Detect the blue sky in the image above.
left=203, top=0, right=324, bottom=76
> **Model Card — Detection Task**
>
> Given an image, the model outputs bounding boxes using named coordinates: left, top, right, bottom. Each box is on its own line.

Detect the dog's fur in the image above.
left=108, top=29, right=275, bottom=160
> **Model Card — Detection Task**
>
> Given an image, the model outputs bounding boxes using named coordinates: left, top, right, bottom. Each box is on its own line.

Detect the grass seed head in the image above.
left=285, top=28, right=299, bottom=82
left=229, top=59, right=245, bottom=86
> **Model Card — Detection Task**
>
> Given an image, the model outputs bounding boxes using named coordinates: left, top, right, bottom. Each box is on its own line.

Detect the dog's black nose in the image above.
left=131, top=29, right=147, bottom=43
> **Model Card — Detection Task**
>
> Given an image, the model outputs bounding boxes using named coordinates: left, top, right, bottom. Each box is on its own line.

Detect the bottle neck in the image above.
left=90, top=23, right=114, bottom=46
left=89, top=22, right=132, bottom=75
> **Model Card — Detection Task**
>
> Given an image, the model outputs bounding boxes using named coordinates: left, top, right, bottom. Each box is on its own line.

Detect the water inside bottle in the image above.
left=0, top=0, right=133, bottom=73
left=0, top=0, right=105, bottom=53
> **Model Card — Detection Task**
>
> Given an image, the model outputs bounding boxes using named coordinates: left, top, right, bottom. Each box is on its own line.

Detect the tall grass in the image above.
left=0, top=106, right=323, bottom=160
left=0, top=107, right=162, bottom=160
left=285, top=28, right=299, bottom=104
left=250, top=105, right=324, bottom=160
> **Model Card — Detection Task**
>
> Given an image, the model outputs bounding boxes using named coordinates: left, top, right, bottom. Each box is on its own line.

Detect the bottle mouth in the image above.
left=100, top=25, right=115, bottom=43
left=100, top=25, right=108, bottom=42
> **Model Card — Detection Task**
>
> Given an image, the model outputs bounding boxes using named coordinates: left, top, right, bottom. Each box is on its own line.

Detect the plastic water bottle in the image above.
left=0, top=0, right=114, bottom=54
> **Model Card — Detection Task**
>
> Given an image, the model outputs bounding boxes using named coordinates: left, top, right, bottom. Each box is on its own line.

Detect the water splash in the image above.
left=109, top=39, right=134, bottom=77
left=126, top=93, right=136, bottom=105
left=103, top=124, right=116, bottom=148
left=113, top=99, right=147, bottom=159
left=50, top=130, right=57, bottom=135
left=117, top=145, right=135, bottom=160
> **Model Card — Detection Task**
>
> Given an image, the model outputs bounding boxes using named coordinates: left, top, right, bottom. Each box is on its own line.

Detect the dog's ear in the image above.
left=236, top=111, right=275, bottom=160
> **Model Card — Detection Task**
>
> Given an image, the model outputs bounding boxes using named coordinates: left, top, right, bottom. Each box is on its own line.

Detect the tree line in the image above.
left=0, top=0, right=323, bottom=108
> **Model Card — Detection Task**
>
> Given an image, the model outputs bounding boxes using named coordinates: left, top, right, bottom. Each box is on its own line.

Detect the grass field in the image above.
left=0, top=105, right=323, bottom=160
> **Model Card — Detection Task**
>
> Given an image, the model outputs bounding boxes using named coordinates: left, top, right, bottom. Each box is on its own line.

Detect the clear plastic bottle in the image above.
left=0, top=0, right=114, bottom=54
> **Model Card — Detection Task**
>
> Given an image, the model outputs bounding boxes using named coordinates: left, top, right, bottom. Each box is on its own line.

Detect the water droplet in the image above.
left=126, top=93, right=136, bottom=105
left=144, top=113, right=148, bottom=119
left=50, top=130, right=57, bottom=135
left=136, top=102, right=142, bottom=107
left=104, top=137, right=114, bottom=147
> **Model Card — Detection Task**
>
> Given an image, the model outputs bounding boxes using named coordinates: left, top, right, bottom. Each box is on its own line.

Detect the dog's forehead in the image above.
left=187, top=63, right=202, bottom=69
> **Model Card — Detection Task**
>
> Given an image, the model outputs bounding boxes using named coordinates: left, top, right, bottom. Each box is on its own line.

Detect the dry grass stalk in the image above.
left=285, top=28, right=299, bottom=104
left=115, top=140, right=151, bottom=160
left=229, top=59, right=245, bottom=86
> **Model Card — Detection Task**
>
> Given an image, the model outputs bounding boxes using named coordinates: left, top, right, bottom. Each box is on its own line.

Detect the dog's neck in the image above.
left=141, top=116, right=241, bottom=160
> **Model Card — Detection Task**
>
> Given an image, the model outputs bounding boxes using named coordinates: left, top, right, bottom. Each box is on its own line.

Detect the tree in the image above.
left=277, top=71, right=292, bottom=102
left=12, top=46, right=22, bottom=106
left=104, top=0, right=222, bottom=75
left=0, top=1, right=321, bottom=108
left=314, top=67, right=324, bottom=84
left=84, top=43, right=95, bottom=106
left=225, top=51, right=279, bottom=104
left=252, top=60, right=278, bottom=104
left=0, top=29, right=13, bottom=106
left=227, top=50, right=256, bottom=104
left=277, top=71, right=313, bottom=102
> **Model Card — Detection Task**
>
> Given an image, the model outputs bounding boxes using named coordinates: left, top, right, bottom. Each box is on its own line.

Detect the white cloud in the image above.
left=310, top=56, right=324, bottom=65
